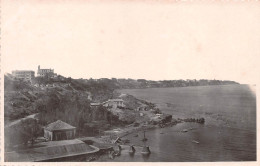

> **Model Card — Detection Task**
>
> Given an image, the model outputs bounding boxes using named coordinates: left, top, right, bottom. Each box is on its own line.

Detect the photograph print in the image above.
left=2, top=0, right=258, bottom=163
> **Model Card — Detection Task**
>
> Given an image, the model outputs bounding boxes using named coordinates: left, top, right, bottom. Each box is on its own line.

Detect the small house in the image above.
left=44, top=120, right=76, bottom=141
left=102, top=99, right=125, bottom=108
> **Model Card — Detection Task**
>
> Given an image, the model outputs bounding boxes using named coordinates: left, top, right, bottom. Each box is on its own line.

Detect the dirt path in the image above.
left=5, top=113, right=39, bottom=128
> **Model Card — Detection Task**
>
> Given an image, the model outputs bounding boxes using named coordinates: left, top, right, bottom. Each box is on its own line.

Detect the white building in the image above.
left=102, top=99, right=125, bottom=108
left=37, top=65, right=57, bottom=77
left=12, top=70, right=35, bottom=82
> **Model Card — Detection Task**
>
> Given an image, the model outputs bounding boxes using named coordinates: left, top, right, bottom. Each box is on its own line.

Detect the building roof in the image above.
left=12, top=70, right=35, bottom=73
left=5, top=139, right=99, bottom=162
left=44, top=120, right=76, bottom=131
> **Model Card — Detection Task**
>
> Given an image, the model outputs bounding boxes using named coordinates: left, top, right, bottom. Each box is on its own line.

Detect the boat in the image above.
left=117, top=145, right=122, bottom=151
left=122, top=139, right=130, bottom=144
left=141, top=146, right=151, bottom=155
left=128, top=145, right=136, bottom=154
left=181, top=129, right=188, bottom=132
left=192, top=140, right=199, bottom=144
left=113, top=145, right=122, bottom=156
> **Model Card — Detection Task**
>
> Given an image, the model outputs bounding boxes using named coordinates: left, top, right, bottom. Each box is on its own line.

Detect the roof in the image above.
left=44, top=120, right=76, bottom=131
left=12, top=70, right=35, bottom=73
left=5, top=139, right=99, bottom=162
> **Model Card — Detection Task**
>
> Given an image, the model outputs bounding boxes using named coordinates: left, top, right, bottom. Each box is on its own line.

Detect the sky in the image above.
left=2, top=0, right=260, bottom=84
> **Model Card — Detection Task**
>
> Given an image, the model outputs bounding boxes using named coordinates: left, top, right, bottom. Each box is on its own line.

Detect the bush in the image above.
left=133, top=122, right=140, bottom=127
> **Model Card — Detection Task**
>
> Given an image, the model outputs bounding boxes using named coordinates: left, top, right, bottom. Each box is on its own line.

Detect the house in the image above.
left=37, top=65, right=57, bottom=77
left=90, top=99, right=125, bottom=108
left=12, top=70, right=35, bottom=82
left=102, top=99, right=125, bottom=108
left=44, top=120, right=76, bottom=141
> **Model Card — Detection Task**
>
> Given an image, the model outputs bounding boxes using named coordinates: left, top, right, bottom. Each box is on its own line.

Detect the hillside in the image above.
left=4, top=74, right=118, bottom=125
left=4, top=74, right=239, bottom=126
left=4, top=74, right=239, bottom=150
left=4, top=74, right=158, bottom=148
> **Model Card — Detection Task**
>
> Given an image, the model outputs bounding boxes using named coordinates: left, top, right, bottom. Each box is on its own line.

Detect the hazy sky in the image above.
left=2, top=1, right=260, bottom=84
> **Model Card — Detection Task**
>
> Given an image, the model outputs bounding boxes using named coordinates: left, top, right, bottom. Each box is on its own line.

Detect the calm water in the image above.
left=112, top=85, right=256, bottom=161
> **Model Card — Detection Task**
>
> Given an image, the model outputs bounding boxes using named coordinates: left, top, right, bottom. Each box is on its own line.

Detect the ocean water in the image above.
left=112, top=85, right=256, bottom=161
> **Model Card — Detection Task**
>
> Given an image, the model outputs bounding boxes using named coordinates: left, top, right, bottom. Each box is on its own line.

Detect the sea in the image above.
left=109, top=84, right=257, bottom=162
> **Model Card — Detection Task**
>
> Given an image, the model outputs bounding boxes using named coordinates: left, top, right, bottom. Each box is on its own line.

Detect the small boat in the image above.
left=181, top=129, right=188, bottom=132
left=192, top=140, right=199, bottom=144
left=134, top=134, right=138, bottom=137
left=117, top=145, right=122, bottom=151
left=123, top=139, right=130, bottom=144
left=141, top=146, right=151, bottom=155
left=128, top=145, right=136, bottom=154
left=142, top=138, right=148, bottom=141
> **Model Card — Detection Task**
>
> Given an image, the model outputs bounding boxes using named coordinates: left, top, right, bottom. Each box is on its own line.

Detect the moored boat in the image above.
left=128, top=145, right=136, bottom=154
left=141, top=146, right=151, bottom=155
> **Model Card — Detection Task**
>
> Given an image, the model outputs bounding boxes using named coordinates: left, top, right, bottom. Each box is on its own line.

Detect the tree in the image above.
left=20, top=118, right=42, bottom=145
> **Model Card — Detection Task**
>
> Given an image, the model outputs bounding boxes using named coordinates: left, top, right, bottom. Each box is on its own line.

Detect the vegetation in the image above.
left=100, top=78, right=238, bottom=89
left=4, top=73, right=240, bottom=149
left=5, top=118, right=42, bottom=150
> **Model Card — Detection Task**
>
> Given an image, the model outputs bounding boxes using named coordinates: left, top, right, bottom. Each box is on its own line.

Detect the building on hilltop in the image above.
left=37, top=65, right=57, bottom=77
left=12, top=70, right=35, bottom=82
left=44, top=120, right=76, bottom=141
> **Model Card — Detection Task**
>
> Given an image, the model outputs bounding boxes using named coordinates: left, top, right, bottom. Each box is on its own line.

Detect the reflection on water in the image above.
left=141, top=153, right=150, bottom=161
left=129, top=152, right=135, bottom=159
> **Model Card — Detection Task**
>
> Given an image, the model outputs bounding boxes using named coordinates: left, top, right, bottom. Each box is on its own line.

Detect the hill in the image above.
left=4, top=74, right=155, bottom=149
left=4, top=74, right=239, bottom=150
